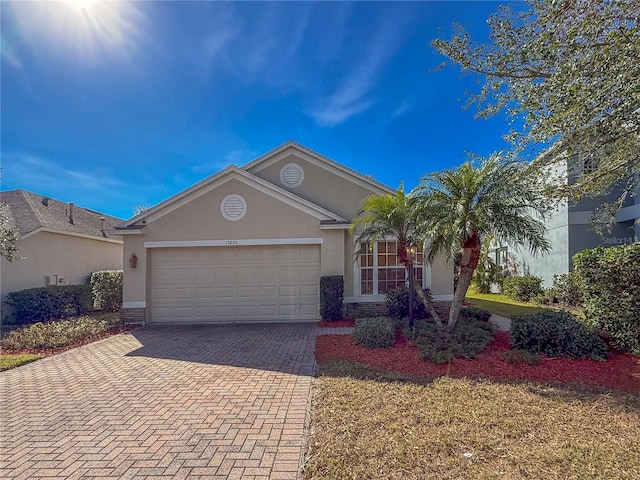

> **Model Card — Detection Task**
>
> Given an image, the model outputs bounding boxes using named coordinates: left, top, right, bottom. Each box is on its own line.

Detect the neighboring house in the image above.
left=505, top=160, right=639, bottom=286
left=0, top=190, right=124, bottom=311
left=116, top=141, right=454, bottom=324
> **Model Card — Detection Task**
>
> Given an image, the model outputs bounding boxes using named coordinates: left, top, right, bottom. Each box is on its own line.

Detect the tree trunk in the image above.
left=448, top=233, right=481, bottom=329
left=404, top=263, right=442, bottom=326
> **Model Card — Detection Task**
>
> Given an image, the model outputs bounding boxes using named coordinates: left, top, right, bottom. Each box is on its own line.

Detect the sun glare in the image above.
left=8, top=0, right=143, bottom=64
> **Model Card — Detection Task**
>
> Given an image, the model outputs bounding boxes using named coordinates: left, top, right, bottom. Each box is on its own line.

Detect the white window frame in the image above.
left=352, top=240, right=428, bottom=299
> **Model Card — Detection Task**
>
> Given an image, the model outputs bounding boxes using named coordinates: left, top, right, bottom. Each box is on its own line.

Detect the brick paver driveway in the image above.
left=0, top=323, right=317, bottom=480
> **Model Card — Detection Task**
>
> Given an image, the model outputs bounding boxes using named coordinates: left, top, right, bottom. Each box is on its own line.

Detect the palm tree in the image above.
left=350, top=184, right=442, bottom=325
left=412, top=154, right=551, bottom=328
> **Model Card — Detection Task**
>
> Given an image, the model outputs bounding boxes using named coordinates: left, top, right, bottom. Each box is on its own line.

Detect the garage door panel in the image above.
left=215, top=286, right=235, bottom=298
left=300, top=284, right=318, bottom=296
left=236, top=286, right=255, bottom=297
left=151, top=245, right=320, bottom=322
left=279, top=285, right=296, bottom=296
left=258, top=285, right=277, bottom=297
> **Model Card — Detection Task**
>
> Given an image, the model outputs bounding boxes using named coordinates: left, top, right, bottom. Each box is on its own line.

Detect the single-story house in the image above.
left=116, top=141, right=454, bottom=324
left=0, top=190, right=124, bottom=318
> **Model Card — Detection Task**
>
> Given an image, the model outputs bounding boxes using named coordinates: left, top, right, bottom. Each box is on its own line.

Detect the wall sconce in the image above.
left=129, top=253, right=138, bottom=268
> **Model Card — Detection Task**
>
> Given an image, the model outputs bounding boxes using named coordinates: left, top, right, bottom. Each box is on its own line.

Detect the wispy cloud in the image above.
left=3, top=152, right=128, bottom=198
left=310, top=16, right=408, bottom=127
left=1, top=36, right=23, bottom=69
left=393, top=100, right=412, bottom=117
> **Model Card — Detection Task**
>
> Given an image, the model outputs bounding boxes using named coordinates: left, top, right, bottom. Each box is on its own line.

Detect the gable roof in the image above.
left=0, top=190, right=123, bottom=243
left=117, top=165, right=348, bottom=230
left=242, top=140, right=395, bottom=195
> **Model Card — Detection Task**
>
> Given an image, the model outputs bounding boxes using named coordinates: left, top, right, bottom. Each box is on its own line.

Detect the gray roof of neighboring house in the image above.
left=0, top=190, right=123, bottom=242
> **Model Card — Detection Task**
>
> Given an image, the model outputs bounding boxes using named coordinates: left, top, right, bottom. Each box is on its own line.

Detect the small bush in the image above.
left=458, top=306, right=492, bottom=323
left=408, top=317, right=494, bottom=364
left=385, top=285, right=429, bottom=320
left=549, top=272, right=583, bottom=306
left=0, top=314, right=122, bottom=351
left=4, top=285, right=92, bottom=325
left=510, top=311, right=607, bottom=360
left=501, top=349, right=540, bottom=366
left=90, top=270, right=123, bottom=312
left=573, top=244, right=640, bottom=354
left=320, top=276, right=344, bottom=321
left=502, top=275, right=544, bottom=302
left=353, top=317, right=395, bottom=349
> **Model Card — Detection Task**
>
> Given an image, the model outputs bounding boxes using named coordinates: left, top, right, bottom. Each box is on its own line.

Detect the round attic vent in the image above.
left=220, top=194, right=247, bottom=221
left=279, top=163, right=304, bottom=188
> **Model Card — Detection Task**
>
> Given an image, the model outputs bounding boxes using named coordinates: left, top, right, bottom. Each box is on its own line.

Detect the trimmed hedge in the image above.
left=573, top=244, right=640, bottom=354
left=90, top=270, right=123, bottom=312
left=458, top=306, right=492, bottom=323
left=1, top=314, right=122, bottom=351
left=502, top=275, right=544, bottom=302
left=353, top=317, right=395, bottom=348
left=510, top=311, right=607, bottom=360
left=320, top=276, right=344, bottom=320
left=4, top=285, right=92, bottom=325
left=385, top=285, right=429, bottom=320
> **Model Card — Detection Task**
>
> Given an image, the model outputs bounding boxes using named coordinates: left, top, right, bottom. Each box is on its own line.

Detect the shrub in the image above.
left=385, top=285, right=428, bottom=320
left=510, top=311, right=607, bottom=360
left=501, top=349, right=540, bottom=366
left=0, top=314, right=122, bottom=351
left=90, top=270, right=123, bottom=312
left=407, top=317, right=494, bottom=364
left=320, top=276, right=344, bottom=321
left=4, top=285, right=92, bottom=325
left=573, top=244, right=640, bottom=354
left=353, top=317, right=395, bottom=349
left=549, top=272, right=583, bottom=306
left=458, top=306, right=492, bottom=323
left=502, top=275, right=544, bottom=302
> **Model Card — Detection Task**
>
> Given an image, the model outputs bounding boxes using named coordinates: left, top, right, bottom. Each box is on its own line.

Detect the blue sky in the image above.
left=1, top=1, right=512, bottom=220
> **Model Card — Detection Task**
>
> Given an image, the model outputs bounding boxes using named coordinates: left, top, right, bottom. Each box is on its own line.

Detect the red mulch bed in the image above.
left=2, top=325, right=140, bottom=357
left=317, top=319, right=355, bottom=328
left=315, top=330, right=640, bottom=392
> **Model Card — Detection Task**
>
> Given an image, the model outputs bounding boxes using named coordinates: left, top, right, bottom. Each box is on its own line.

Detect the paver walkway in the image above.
left=0, top=323, right=317, bottom=480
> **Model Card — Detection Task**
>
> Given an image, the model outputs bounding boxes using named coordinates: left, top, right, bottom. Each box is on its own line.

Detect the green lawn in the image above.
left=465, top=289, right=550, bottom=318
left=0, top=354, right=44, bottom=371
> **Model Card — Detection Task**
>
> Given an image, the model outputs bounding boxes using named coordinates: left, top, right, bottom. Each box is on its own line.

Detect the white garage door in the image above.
left=150, top=245, right=320, bottom=323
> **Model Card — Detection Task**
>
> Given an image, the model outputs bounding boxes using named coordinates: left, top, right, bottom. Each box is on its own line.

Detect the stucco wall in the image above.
left=248, top=152, right=387, bottom=220
left=1, top=231, right=123, bottom=300
left=122, top=178, right=328, bottom=307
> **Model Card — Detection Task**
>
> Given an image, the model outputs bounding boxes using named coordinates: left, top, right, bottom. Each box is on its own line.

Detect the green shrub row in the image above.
left=4, top=285, right=92, bottom=325
left=573, top=244, right=640, bottom=354
left=353, top=317, right=396, bottom=348
left=320, top=275, right=344, bottom=321
left=407, top=314, right=494, bottom=364
left=90, top=270, right=123, bottom=312
left=502, top=275, right=544, bottom=302
left=384, top=285, right=429, bottom=320
left=0, top=314, right=122, bottom=351
left=510, top=311, right=607, bottom=360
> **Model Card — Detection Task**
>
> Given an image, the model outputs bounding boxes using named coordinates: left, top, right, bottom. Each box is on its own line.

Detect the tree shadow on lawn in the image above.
left=317, top=359, right=640, bottom=411
left=464, top=296, right=549, bottom=318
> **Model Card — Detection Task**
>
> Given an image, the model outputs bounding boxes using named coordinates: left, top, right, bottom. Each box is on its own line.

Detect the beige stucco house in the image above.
left=116, top=141, right=454, bottom=324
left=0, top=190, right=123, bottom=314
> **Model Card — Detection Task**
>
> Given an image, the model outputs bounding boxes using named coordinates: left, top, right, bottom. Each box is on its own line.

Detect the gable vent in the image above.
left=280, top=163, right=304, bottom=188
left=220, top=194, right=247, bottom=221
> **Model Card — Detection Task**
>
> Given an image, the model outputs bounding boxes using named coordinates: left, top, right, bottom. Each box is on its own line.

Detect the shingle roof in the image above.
left=0, top=190, right=123, bottom=242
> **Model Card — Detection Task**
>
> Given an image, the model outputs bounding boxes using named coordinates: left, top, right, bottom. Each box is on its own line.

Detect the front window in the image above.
left=359, top=241, right=423, bottom=295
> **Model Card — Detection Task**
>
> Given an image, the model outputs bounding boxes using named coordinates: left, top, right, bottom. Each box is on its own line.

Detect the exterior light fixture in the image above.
left=129, top=253, right=138, bottom=268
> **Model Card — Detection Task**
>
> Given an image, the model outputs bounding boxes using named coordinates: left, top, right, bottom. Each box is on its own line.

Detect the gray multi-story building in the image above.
left=504, top=162, right=639, bottom=287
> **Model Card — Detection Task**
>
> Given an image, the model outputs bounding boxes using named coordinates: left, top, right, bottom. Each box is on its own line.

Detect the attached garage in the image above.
left=149, top=244, right=320, bottom=323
